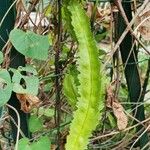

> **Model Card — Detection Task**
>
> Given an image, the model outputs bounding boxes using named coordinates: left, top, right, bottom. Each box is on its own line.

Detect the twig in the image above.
left=130, top=124, right=150, bottom=150
left=91, top=116, right=150, bottom=142
left=54, top=0, right=62, bottom=149
left=0, top=0, right=17, bottom=29
left=103, top=0, right=149, bottom=69
left=114, top=0, right=150, bottom=54
left=141, top=142, right=150, bottom=150
left=134, top=15, right=150, bottom=33
left=6, top=104, right=20, bottom=150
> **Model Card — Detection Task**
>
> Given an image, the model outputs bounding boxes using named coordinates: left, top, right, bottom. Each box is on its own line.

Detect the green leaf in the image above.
left=44, top=5, right=52, bottom=17
left=38, top=107, right=54, bottom=117
left=29, top=115, right=43, bottom=132
left=10, top=66, right=39, bottom=95
left=18, top=65, right=38, bottom=75
left=0, top=69, right=12, bottom=107
left=63, top=74, right=77, bottom=107
left=0, top=51, right=3, bottom=64
left=62, top=1, right=76, bottom=40
left=18, top=137, right=51, bottom=150
left=31, top=136, right=51, bottom=150
left=107, top=112, right=116, bottom=128
left=95, top=32, right=107, bottom=42
left=44, top=83, right=52, bottom=92
left=10, top=29, right=49, bottom=60
left=63, top=64, right=79, bottom=108
left=18, top=138, right=31, bottom=150
left=99, top=49, right=107, bottom=56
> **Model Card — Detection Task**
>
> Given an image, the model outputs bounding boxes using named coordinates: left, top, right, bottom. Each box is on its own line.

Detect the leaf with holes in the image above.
left=10, top=66, right=39, bottom=95
left=9, top=29, right=49, bottom=60
left=0, top=69, right=12, bottom=107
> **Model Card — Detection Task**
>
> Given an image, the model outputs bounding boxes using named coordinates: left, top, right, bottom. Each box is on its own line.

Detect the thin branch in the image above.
left=114, top=0, right=150, bottom=54
left=103, top=0, right=149, bottom=69
left=130, top=124, right=150, bottom=150
left=6, top=104, right=20, bottom=150
left=54, top=0, right=62, bottom=149
left=0, top=0, right=17, bottom=29
left=91, top=116, right=150, bottom=142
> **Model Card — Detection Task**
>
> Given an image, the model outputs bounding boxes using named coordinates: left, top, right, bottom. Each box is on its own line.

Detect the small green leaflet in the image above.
left=18, top=138, right=31, bottom=150
left=10, top=65, right=39, bottom=95
left=9, top=29, right=49, bottom=60
left=63, top=65, right=79, bottom=108
left=63, top=73, right=78, bottom=107
left=0, top=69, right=12, bottom=107
left=31, top=136, right=51, bottom=150
left=0, top=51, right=3, bottom=64
left=29, top=115, right=43, bottom=132
left=18, top=136, right=51, bottom=150
left=38, top=107, right=54, bottom=117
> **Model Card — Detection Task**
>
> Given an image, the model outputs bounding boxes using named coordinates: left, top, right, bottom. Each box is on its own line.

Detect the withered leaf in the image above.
left=112, top=101, right=128, bottom=130
left=106, top=84, right=128, bottom=130
left=106, top=85, right=114, bottom=108
left=16, top=93, right=40, bottom=113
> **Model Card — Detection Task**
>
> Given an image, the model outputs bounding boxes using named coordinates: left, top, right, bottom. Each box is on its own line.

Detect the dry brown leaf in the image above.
left=16, top=93, right=40, bottom=113
left=86, top=3, right=110, bottom=19
left=112, top=101, right=128, bottom=130
left=96, top=5, right=111, bottom=29
left=106, top=84, right=128, bottom=130
left=106, top=85, right=114, bottom=108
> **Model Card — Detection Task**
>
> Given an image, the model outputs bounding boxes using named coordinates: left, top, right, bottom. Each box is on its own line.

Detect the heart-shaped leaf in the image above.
left=0, top=69, right=12, bottom=107
left=10, top=66, right=39, bottom=95
left=10, top=29, right=49, bottom=60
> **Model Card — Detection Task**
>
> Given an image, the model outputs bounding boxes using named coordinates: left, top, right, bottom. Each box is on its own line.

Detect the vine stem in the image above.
left=6, top=104, right=20, bottom=150
left=54, top=0, right=62, bottom=149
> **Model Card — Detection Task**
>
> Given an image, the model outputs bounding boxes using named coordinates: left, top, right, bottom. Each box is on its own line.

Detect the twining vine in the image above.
left=54, top=0, right=62, bottom=149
